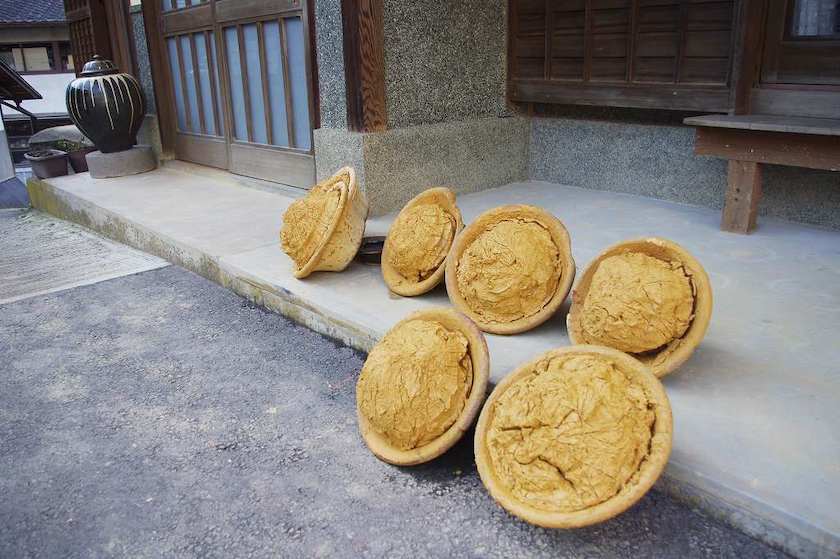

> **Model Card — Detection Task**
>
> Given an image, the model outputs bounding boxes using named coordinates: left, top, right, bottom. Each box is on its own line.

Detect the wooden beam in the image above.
left=341, top=0, right=387, bottom=132
left=722, top=160, right=762, bottom=234
left=279, top=18, right=296, bottom=147
left=513, top=81, right=732, bottom=112
left=694, top=127, right=840, bottom=171
left=142, top=0, right=176, bottom=157
left=106, top=0, right=137, bottom=76
left=728, top=0, right=766, bottom=114
left=304, top=0, right=320, bottom=131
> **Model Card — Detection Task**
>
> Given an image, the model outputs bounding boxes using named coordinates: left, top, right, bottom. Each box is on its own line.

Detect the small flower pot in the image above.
left=24, top=149, right=69, bottom=179
left=67, top=147, right=96, bottom=173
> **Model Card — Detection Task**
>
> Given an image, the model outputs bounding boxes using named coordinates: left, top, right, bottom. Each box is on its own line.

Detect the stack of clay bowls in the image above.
left=445, top=205, right=575, bottom=334
left=474, top=345, right=673, bottom=528
left=381, top=187, right=463, bottom=296
left=567, top=238, right=713, bottom=377
left=356, top=307, right=489, bottom=465
left=280, top=167, right=368, bottom=279
left=279, top=171, right=714, bottom=529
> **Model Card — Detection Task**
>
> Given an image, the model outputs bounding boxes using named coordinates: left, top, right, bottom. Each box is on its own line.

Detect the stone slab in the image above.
left=29, top=168, right=840, bottom=558
left=314, top=116, right=529, bottom=216
left=87, top=146, right=157, bottom=179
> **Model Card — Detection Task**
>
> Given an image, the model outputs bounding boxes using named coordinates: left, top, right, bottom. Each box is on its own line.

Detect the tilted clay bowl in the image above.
left=280, top=167, right=368, bottom=279
left=381, top=187, right=464, bottom=296
left=356, top=307, right=489, bottom=466
left=567, top=237, right=712, bottom=377
left=445, top=205, right=575, bottom=335
left=474, top=345, right=672, bottom=528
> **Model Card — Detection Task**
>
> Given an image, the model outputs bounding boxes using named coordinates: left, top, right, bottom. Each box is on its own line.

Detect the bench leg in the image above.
left=721, top=160, right=762, bottom=234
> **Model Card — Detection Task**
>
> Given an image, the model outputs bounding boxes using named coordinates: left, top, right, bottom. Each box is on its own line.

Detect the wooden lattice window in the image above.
left=509, top=0, right=738, bottom=112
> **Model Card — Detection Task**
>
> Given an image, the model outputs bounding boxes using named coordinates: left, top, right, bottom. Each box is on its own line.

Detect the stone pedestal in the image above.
left=87, top=146, right=157, bottom=179
left=313, top=117, right=529, bottom=217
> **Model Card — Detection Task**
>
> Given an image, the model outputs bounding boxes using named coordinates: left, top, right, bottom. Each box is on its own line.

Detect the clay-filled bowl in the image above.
left=381, top=187, right=463, bottom=296
left=356, top=308, right=489, bottom=466
left=567, top=237, right=712, bottom=377
left=444, top=205, right=575, bottom=335
left=474, top=345, right=672, bottom=529
left=281, top=167, right=369, bottom=279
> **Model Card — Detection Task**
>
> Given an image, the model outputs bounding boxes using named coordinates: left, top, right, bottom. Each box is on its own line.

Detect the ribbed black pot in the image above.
left=66, top=55, right=146, bottom=154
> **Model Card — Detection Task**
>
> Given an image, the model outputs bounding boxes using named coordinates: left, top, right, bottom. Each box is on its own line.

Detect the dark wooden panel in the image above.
left=679, top=56, right=728, bottom=83
left=553, top=0, right=587, bottom=12
left=516, top=57, right=546, bottom=78
left=633, top=56, right=675, bottom=81
left=215, top=0, right=301, bottom=23
left=635, top=32, right=678, bottom=56
left=342, top=0, right=387, bottom=132
left=761, top=0, right=840, bottom=87
left=163, top=4, right=213, bottom=35
left=517, top=34, right=547, bottom=57
left=552, top=33, right=585, bottom=57
left=773, top=42, right=840, bottom=86
left=591, top=57, right=627, bottom=80
left=591, top=0, right=631, bottom=9
left=512, top=80, right=731, bottom=110
left=506, top=0, right=737, bottom=109
left=636, top=5, right=680, bottom=32
left=591, top=7, right=629, bottom=32
left=175, top=133, right=229, bottom=169
left=518, top=13, right=547, bottom=33
left=517, top=0, right=545, bottom=13
left=686, top=1, right=733, bottom=30
left=684, top=30, right=730, bottom=57
left=229, top=142, right=315, bottom=187
left=64, top=0, right=112, bottom=75
left=550, top=57, right=585, bottom=79
left=554, top=10, right=585, bottom=30
left=592, top=32, right=627, bottom=57
left=694, top=127, right=840, bottom=170
left=750, top=88, right=840, bottom=119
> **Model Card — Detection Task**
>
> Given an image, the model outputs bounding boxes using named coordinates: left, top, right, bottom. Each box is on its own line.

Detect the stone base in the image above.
left=87, top=146, right=157, bottom=179
left=314, top=117, right=529, bottom=216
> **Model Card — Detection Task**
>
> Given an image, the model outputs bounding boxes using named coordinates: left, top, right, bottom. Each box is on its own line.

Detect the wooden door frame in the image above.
left=727, top=0, right=840, bottom=119
left=142, top=0, right=321, bottom=165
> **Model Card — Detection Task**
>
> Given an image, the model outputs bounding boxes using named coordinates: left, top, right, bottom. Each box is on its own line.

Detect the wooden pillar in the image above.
left=722, top=160, right=762, bottom=234
left=64, top=0, right=113, bottom=75
left=141, top=0, right=175, bottom=159
left=103, top=0, right=137, bottom=76
left=341, top=0, right=387, bottom=132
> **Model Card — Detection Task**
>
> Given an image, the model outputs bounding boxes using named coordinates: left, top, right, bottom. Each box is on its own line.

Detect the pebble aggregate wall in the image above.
left=381, top=0, right=508, bottom=128
left=529, top=116, right=840, bottom=230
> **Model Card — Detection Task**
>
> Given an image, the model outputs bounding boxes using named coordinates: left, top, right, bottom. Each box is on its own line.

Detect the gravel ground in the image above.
left=0, top=266, right=790, bottom=558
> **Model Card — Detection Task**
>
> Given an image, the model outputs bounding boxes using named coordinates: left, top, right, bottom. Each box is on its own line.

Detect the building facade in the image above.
left=62, top=0, right=840, bottom=229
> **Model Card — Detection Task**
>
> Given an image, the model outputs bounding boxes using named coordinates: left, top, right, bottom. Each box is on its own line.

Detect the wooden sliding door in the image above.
left=159, top=0, right=315, bottom=188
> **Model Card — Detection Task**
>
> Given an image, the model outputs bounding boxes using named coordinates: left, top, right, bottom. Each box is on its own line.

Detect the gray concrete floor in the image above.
left=0, top=265, right=791, bottom=558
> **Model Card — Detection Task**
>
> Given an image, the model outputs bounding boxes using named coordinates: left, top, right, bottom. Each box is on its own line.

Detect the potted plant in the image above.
left=24, top=149, right=69, bottom=179
left=56, top=139, right=96, bottom=173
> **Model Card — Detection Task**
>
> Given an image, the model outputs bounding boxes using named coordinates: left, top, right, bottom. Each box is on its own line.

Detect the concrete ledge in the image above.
left=28, top=168, right=840, bottom=559
left=315, top=116, right=529, bottom=216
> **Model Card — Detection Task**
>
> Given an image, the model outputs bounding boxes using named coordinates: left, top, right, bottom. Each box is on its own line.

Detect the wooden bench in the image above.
left=684, top=114, right=840, bottom=234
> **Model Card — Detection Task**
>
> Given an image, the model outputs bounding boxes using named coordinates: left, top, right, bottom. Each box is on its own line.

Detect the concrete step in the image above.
left=28, top=162, right=840, bottom=558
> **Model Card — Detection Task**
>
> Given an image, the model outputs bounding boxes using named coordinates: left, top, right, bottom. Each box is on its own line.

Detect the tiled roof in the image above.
left=0, top=0, right=66, bottom=24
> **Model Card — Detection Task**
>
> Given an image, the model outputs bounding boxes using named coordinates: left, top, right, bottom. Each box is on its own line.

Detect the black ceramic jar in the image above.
left=66, top=55, right=146, bottom=154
